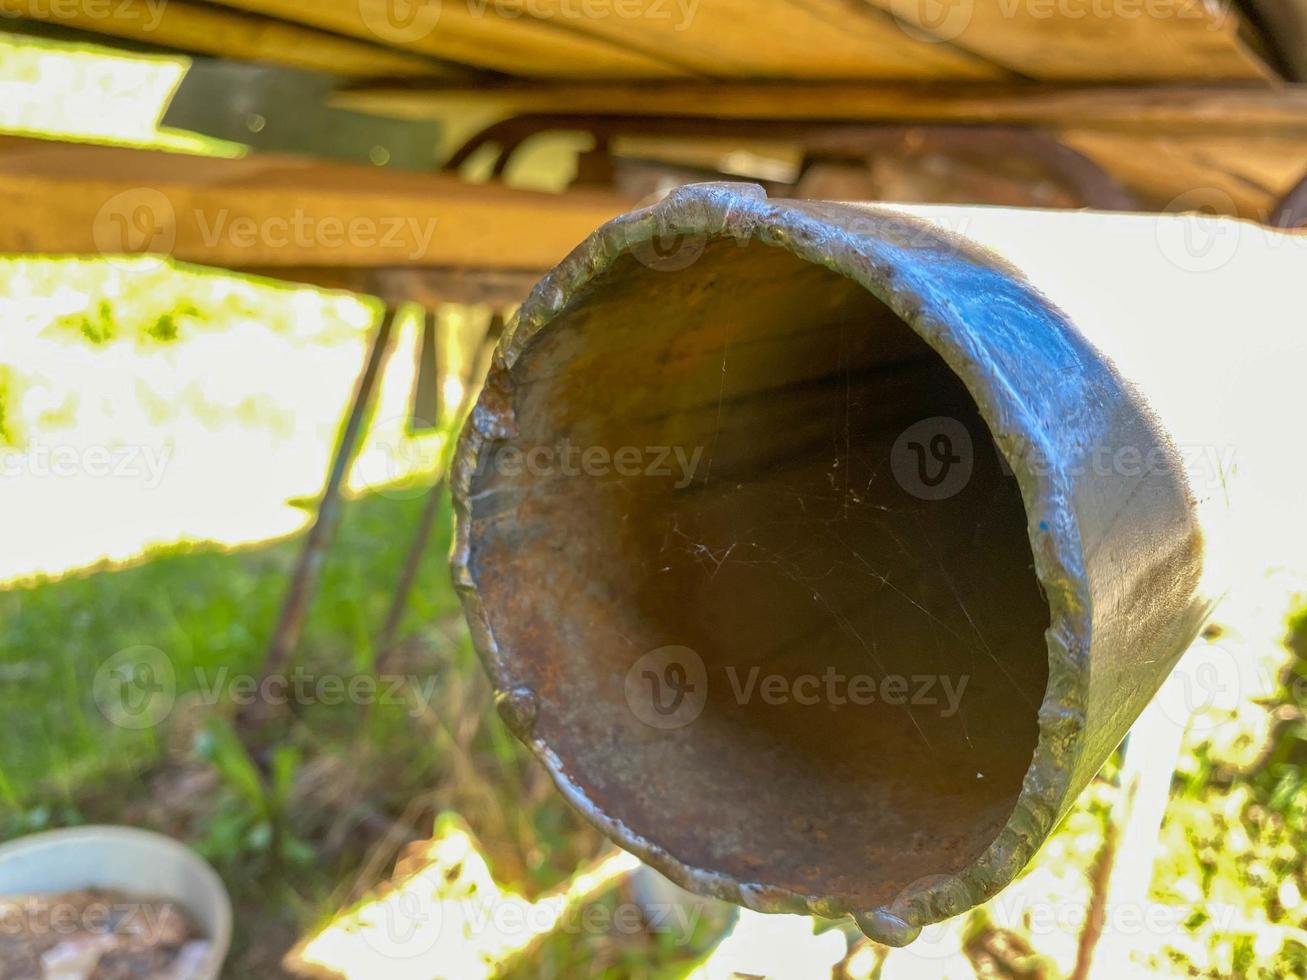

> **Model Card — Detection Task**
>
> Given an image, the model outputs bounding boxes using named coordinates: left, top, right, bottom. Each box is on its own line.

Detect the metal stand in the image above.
left=245, top=302, right=505, bottom=731
left=258, top=305, right=400, bottom=682
left=373, top=311, right=505, bottom=676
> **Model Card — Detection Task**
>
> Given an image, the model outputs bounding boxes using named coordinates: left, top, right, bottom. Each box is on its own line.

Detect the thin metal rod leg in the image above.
left=372, top=310, right=505, bottom=676
left=373, top=470, right=448, bottom=675
left=261, top=305, right=399, bottom=680
left=410, top=308, right=441, bottom=432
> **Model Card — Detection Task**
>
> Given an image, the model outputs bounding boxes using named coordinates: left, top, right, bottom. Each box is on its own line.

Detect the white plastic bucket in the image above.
left=0, top=825, right=232, bottom=978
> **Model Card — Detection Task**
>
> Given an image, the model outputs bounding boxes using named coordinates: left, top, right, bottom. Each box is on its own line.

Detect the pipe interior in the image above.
left=469, top=238, right=1051, bottom=911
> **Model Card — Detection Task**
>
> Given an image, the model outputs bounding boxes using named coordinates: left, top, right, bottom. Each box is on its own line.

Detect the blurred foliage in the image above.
left=4, top=256, right=374, bottom=354
left=0, top=364, right=17, bottom=446
left=1148, top=610, right=1307, bottom=978
left=194, top=717, right=316, bottom=876
left=0, top=30, right=241, bottom=154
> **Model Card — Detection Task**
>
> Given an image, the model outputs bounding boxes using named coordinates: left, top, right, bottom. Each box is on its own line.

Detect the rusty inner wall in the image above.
left=465, top=238, right=1052, bottom=915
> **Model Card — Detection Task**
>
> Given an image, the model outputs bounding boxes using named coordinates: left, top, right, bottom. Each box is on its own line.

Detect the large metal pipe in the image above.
left=451, top=183, right=1303, bottom=945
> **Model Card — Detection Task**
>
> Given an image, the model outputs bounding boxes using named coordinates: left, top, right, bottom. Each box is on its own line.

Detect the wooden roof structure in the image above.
left=3, top=0, right=1307, bottom=262
left=3, top=0, right=1291, bottom=81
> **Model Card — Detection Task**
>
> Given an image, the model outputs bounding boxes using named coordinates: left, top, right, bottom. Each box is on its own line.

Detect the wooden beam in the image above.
left=205, top=0, right=686, bottom=77
left=365, top=266, right=543, bottom=306
left=0, top=0, right=461, bottom=78
left=0, top=140, right=637, bottom=269
left=10, top=0, right=1278, bottom=84
left=219, top=266, right=543, bottom=305
left=1060, top=130, right=1307, bottom=217
left=341, top=80, right=1307, bottom=134
left=486, top=0, right=1006, bottom=79
left=854, top=0, right=1273, bottom=81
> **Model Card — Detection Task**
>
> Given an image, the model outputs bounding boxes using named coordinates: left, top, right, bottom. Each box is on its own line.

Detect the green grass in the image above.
left=0, top=487, right=456, bottom=811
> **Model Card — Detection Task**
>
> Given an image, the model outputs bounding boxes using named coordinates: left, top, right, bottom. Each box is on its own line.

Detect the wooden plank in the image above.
left=487, top=0, right=1005, bottom=78
left=366, top=266, right=543, bottom=305
left=855, top=0, right=1274, bottom=80
left=0, top=0, right=459, bottom=78
left=34, top=0, right=1272, bottom=82
left=0, top=140, right=637, bottom=269
left=15, top=0, right=1273, bottom=83
left=342, top=80, right=1307, bottom=134
left=1241, top=0, right=1307, bottom=79
left=1061, top=130, right=1307, bottom=217
left=205, top=0, right=685, bottom=77
left=192, top=266, right=542, bottom=304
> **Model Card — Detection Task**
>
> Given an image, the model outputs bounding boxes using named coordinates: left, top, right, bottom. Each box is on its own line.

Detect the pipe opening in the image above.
left=471, top=236, right=1051, bottom=912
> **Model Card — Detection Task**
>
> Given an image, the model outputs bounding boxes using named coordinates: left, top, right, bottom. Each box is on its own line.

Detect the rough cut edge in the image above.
left=450, top=182, right=1094, bottom=946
